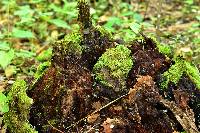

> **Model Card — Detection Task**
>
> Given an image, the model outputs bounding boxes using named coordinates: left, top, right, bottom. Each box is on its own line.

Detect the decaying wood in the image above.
left=161, top=99, right=199, bottom=133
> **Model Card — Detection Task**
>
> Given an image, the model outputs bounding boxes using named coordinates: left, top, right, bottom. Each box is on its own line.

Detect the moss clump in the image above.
left=3, top=80, right=37, bottom=133
left=161, top=57, right=200, bottom=89
left=150, top=36, right=172, bottom=56
left=59, top=32, right=82, bottom=56
left=93, top=45, right=133, bottom=92
left=34, top=61, right=51, bottom=80
left=64, top=32, right=82, bottom=55
left=156, top=43, right=172, bottom=56
left=52, top=32, right=83, bottom=67
left=161, top=57, right=184, bottom=88
left=95, top=25, right=113, bottom=39
left=36, top=48, right=52, bottom=62
left=185, top=61, right=200, bottom=89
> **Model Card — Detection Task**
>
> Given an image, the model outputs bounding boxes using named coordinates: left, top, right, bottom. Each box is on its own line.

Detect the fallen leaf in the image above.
left=5, top=65, right=17, bottom=78
left=87, top=113, right=99, bottom=124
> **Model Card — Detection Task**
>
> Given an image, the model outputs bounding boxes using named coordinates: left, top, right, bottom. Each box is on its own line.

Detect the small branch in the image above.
left=85, top=123, right=101, bottom=133
left=144, top=0, right=150, bottom=20
left=36, top=44, right=49, bottom=56
left=48, top=121, right=64, bottom=133
left=65, top=93, right=128, bottom=130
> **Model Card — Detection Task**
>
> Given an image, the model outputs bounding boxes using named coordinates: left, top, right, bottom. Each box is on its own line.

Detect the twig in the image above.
left=48, top=121, right=64, bottom=133
left=144, top=0, right=150, bottom=20
left=36, top=44, right=49, bottom=56
left=65, top=93, right=128, bottom=130
left=85, top=123, right=101, bottom=133
left=155, top=0, right=163, bottom=41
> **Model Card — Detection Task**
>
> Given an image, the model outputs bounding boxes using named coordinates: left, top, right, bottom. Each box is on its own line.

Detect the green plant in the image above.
left=0, top=44, right=36, bottom=77
left=48, top=19, right=71, bottom=29
left=0, top=49, right=15, bottom=70
left=0, top=92, right=9, bottom=113
left=11, top=28, right=35, bottom=39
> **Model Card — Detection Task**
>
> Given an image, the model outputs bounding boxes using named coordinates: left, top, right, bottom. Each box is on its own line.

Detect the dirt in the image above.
left=27, top=1, right=200, bottom=133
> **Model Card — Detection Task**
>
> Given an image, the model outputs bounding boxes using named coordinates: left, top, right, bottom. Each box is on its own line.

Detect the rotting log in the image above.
left=4, top=1, right=200, bottom=133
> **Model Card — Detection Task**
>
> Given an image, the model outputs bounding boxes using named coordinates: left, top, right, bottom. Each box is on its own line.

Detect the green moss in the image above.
left=37, top=48, right=52, bottom=62
left=161, top=57, right=200, bottom=89
left=62, top=32, right=82, bottom=56
left=161, top=57, right=184, bottom=88
left=93, top=45, right=133, bottom=91
left=34, top=61, right=51, bottom=80
left=185, top=61, right=200, bottom=89
left=95, top=25, right=113, bottom=39
left=3, top=80, right=37, bottom=133
left=156, top=43, right=172, bottom=56
left=52, top=31, right=83, bottom=66
left=54, top=32, right=82, bottom=57
left=150, top=36, right=172, bottom=56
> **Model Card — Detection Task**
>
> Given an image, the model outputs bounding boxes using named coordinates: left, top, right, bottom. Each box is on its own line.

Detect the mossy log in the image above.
left=4, top=1, right=200, bottom=133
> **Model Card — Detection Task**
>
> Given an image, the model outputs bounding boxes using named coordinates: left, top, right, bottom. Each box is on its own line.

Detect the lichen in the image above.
left=161, top=57, right=200, bottom=89
left=93, top=45, right=133, bottom=92
left=3, top=80, right=37, bottom=133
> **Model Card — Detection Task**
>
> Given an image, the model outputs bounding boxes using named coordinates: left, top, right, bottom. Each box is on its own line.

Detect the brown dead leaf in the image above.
left=113, top=106, right=122, bottom=112
left=128, top=88, right=138, bottom=103
left=128, top=75, right=155, bottom=103
left=87, top=113, right=99, bottom=124
left=92, top=101, right=102, bottom=110
left=0, top=74, right=8, bottom=92
left=102, top=118, right=113, bottom=133
left=172, top=131, right=180, bottom=133
left=165, top=22, right=196, bottom=33
left=109, top=106, right=123, bottom=115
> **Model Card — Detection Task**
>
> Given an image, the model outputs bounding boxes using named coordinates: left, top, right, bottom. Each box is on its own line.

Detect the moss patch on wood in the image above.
left=93, top=45, right=133, bottom=92
left=3, top=80, right=37, bottom=133
left=161, top=57, right=200, bottom=89
left=150, top=36, right=172, bottom=57
left=34, top=61, right=51, bottom=80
